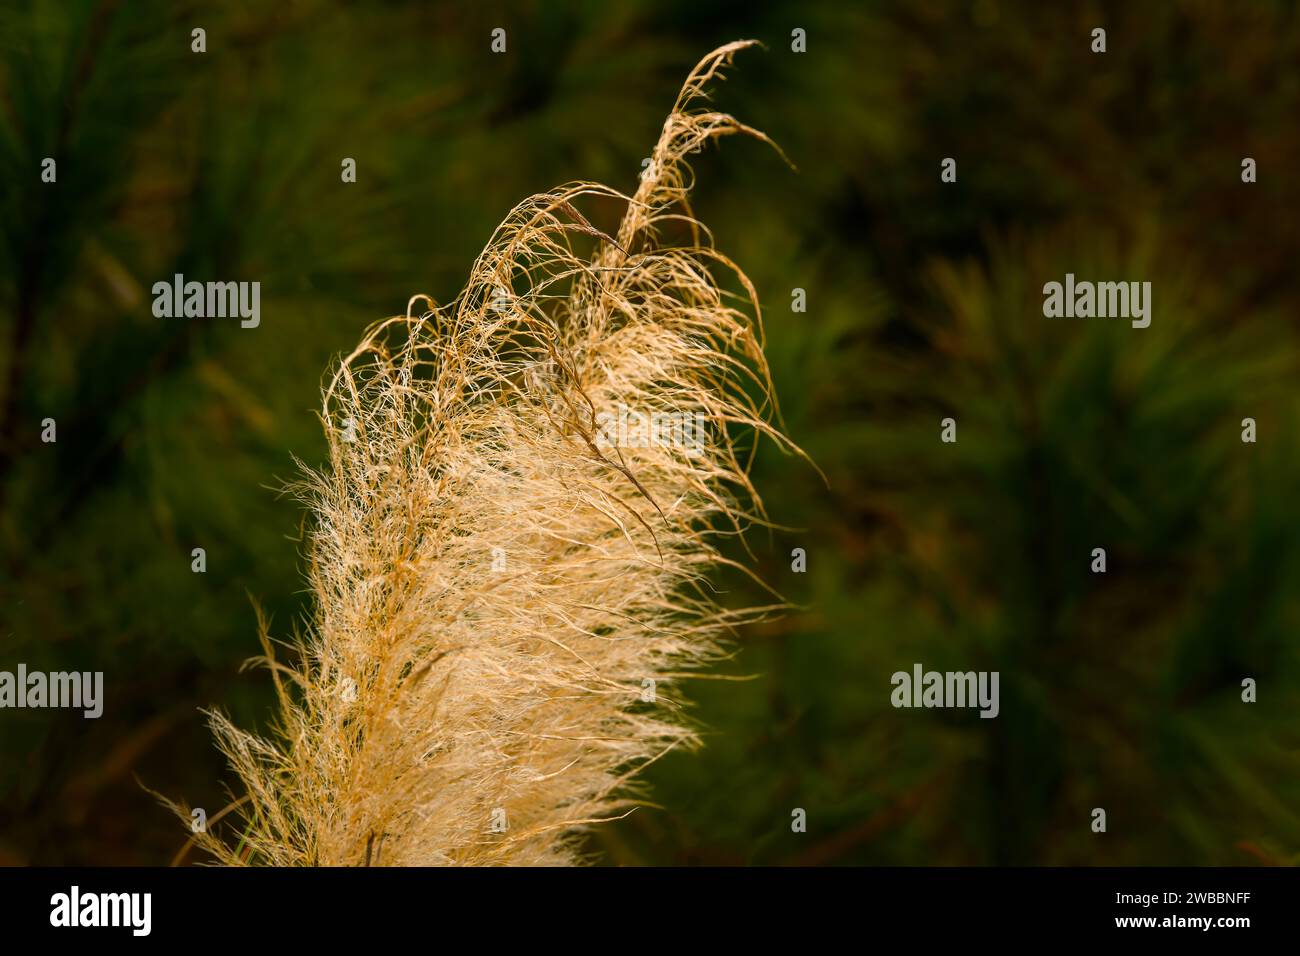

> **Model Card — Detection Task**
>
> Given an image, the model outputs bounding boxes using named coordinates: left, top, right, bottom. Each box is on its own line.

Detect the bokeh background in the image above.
left=3, top=0, right=1299, bottom=865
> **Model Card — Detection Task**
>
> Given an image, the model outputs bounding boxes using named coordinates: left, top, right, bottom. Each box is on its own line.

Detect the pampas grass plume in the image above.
left=172, top=40, right=800, bottom=866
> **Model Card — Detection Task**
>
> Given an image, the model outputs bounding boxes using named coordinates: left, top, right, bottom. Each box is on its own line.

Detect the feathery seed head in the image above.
left=177, top=40, right=799, bottom=866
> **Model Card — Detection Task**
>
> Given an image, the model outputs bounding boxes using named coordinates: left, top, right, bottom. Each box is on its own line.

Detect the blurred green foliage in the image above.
left=1, top=0, right=1298, bottom=865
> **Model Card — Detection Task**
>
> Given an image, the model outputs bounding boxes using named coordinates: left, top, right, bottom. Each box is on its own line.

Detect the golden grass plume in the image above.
left=176, top=40, right=799, bottom=866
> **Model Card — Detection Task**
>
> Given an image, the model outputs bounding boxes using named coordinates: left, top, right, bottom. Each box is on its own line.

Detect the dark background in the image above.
left=2, top=0, right=1298, bottom=865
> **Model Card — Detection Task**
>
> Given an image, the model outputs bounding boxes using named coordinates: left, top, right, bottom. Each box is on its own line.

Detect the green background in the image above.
left=2, top=0, right=1298, bottom=865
